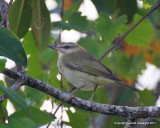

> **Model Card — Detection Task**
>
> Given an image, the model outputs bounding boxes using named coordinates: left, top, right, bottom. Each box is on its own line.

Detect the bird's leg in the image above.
left=69, top=87, right=77, bottom=99
left=70, top=85, right=85, bottom=99
left=69, top=87, right=77, bottom=93
left=70, top=85, right=85, bottom=93
left=89, top=85, right=98, bottom=103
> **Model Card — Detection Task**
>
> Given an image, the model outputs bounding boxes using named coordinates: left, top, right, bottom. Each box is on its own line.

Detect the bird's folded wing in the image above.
left=62, top=51, right=119, bottom=81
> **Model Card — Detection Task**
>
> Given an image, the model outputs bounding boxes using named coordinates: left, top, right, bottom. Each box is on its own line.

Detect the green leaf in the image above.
left=102, top=52, right=145, bottom=80
left=117, top=52, right=145, bottom=79
left=95, top=13, right=127, bottom=43
left=61, top=0, right=83, bottom=20
left=92, top=0, right=137, bottom=22
left=148, top=1, right=160, bottom=40
left=154, top=54, right=160, bottom=67
left=31, top=0, right=51, bottom=51
left=48, top=59, right=60, bottom=90
left=9, top=0, right=32, bottom=38
left=65, top=109, right=89, bottom=128
left=139, top=89, right=154, bottom=105
left=123, top=14, right=154, bottom=46
left=23, top=31, right=40, bottom=77
left=0, top=27, right=27, bottom=66
left=78, top=36, right=100, bottom=58
left=117, top=0, right=137, bottom=22
left=39, top=47, right=56, bottom=64
left=0, top=82, right=8, bottom=122
left=75, top=87, right=108, bottom=103
left=0, top=123, right=9, bottom=128
left=53, top=21, right=73, bottom=30
left=23, top=31, right=43, bottom=77
left=0, top=80, right=6, bottom=95
left=10, top=106, right=54, bottom=125
left=23, top=31, right=46, bottom=105
left=92, top=0, right=116, bottom=14
left=78, top=36, right=113, bottom=58
left=53, top=12, right=89, bottom=32
left=0, top=84, right=29, bottom=114
left=110, top=116, right=126, bottom=128
left=140, top=0, right=155, bottom=9
left=95, top=13, right=111, bottom=36
left=0, top=59, right=6, bottom=72
left=118, top=89, right=138, bottom=106
left=8, top=117, right=37, bottom=128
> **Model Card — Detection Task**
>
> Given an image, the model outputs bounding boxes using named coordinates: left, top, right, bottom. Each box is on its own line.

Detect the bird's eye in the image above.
left=64, top=46, right=69, bottom=49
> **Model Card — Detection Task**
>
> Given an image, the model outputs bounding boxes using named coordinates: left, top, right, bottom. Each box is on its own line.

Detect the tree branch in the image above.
left=0, top=0, right=7, bottom=19
left=0, top=0, right=13, bottom=27
left=2, top=68, right=160, bottom=118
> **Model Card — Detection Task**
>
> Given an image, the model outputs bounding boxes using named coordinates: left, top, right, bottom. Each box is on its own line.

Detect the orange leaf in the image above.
left=118, top=77, right=134, bottom=85
left=64, top=0, right=72, bottom=9
left=123, top=42, right=140, bottom=57
left=155, top=40, right=160, bottom=54
left=142, top=47, right=155, bottom=63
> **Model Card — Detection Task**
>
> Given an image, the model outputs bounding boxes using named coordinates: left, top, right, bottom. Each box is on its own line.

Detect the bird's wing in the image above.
left=62, top=51, right=119, bottom=81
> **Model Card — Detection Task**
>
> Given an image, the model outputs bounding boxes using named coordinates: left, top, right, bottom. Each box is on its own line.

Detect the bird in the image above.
left=47, top=42, right=137, bottom=97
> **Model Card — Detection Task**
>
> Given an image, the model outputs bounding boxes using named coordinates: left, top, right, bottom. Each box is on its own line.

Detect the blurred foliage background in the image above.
left=0, top=0, right=160, bottom=127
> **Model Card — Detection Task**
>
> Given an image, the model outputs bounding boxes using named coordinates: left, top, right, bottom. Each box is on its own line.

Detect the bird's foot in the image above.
left=89, top=97, right=94, bottom=104
left=70, top=91, right=76, bottom=99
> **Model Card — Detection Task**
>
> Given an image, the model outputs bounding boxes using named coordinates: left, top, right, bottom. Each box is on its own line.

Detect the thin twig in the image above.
left=60, top=105, right=64, bottom=128
left=99, top=2, right=160, bottom=61
left=60, top=0, right=64, bottom=21
left=90, top=112, right=97, bottom=128
left=55, top=0, right=64, bottom=46
left=46, top=81, right=55, bottom=128
left=46, top=101, right=63, bottom=128
left=53, top=102, right=63, bottom=117
left=50, top=87, right=76, bottom=122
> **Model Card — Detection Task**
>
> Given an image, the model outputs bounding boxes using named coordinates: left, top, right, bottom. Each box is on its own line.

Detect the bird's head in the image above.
left=47, top=42, right=84, bottom=57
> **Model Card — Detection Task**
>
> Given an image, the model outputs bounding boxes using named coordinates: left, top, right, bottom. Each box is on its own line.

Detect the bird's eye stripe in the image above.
left=61, top=45, right=77, bottom=49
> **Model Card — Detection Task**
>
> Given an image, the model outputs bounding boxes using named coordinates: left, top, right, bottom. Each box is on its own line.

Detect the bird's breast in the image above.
left=57, top=58, right=64, bottom=75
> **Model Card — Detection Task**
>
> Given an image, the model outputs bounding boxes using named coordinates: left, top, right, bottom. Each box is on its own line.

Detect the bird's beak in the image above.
left=47, top=45, right=58, bottom=50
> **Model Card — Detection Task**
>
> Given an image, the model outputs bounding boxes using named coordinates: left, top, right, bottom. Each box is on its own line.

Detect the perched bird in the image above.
left=47, top=43, right=137, bottom=93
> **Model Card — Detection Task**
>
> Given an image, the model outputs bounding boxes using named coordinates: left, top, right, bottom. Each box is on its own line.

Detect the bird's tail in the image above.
left=114, top=81, right=138, bottom=91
